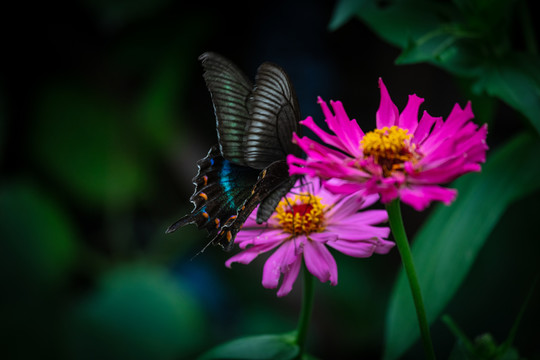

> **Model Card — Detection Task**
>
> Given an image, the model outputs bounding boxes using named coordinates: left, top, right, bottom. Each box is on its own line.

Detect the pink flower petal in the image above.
left=300, top=116, right=347, bottom=153
left=400, top=185, right=457, bottom=211
left=225, top=242, right=281, bottom=267
left=327, top=100, right=364, bottom=157
left=308, top=232, right=339, bottom=242
left=262, top=238, right=303, bottom=289
left=398, top=94, right=424, bottom=133
left=303, top=240, right=338, bottom=286
left=236, top=231, right=289, bottom=249
left=326, top=238, right=394, bottom=257
left=322, top=180, right=367, bottom=195
left=325, top=223, right=390, bottom=240
left=345, top=209, right=389, bottom=226
left=276, top=258, right=302, bottom=297
left=373, top=238, right=396, bottom=254
left=376, top=78, right=399, bottom=128
left=325, top=239, right=377, bottom=258
left=378, top=184, right=400, bottom=204
left=413, top=110, right=441, bottom=145
left=357, top=193, right=379, bottom=209
left=292, top=133, right=348, bottom=163
left=324, top=192, right=366, bottom=221
left=316, top=98, right=366, bottom=157
left=422, top=102, right=474, bottom=151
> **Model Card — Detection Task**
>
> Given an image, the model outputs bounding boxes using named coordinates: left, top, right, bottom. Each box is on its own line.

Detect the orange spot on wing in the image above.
left=199, top=192, right=208, bottom=200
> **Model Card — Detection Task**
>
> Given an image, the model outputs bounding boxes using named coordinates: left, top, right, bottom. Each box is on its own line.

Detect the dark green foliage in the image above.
left=330, top=0, right=540, bottom=134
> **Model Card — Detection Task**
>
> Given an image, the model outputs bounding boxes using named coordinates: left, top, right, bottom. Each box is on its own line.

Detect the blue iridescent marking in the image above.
left=210, top=158, right=215, bottom=166
left=220, top=160, right=236, bottom=209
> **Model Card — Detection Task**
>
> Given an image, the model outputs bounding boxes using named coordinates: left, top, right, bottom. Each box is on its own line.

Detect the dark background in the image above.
left=2, top=0, right=539, bottom=359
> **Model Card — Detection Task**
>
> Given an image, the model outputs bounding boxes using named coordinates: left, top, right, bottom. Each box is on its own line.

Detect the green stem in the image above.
left=441, top=315, right=474, bottom=353
left=386, top=200, right=436, bottom=360
left=295, top=262, right=315, bottom=358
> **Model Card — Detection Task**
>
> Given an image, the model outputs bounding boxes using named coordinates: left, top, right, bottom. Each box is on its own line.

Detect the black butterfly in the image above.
left=166, top=52, right=302, bottom=251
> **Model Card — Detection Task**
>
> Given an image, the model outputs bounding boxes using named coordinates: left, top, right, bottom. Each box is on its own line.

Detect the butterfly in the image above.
left=166, top=52, right=302, bottom=251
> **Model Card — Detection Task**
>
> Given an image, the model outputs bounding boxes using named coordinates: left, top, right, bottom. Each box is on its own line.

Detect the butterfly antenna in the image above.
left=289, top=176, right=310, bottom=196
left=189, top=237, right=215, bottom=261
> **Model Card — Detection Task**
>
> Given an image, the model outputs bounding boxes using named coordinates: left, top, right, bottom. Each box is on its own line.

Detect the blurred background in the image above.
left=2, top=0, right=539, bottom=359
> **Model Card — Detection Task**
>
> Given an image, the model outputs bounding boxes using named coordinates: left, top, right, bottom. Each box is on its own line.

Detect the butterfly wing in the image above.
left=168, top=54, right=303, bottom=251
left=243, top=62, right=301, bottom=169
left=199, top=52, right=253, bottom=166
left=213, top=160, right=297, bottom=250
left=166, top=145, right=259, bottom=242
left=255, top=172, right=299, bottom=224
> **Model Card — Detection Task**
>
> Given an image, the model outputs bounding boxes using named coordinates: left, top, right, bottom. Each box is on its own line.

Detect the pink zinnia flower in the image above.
left=225, top=177, right=393, bottom=297
left=288, top=79, right=488, bottom=211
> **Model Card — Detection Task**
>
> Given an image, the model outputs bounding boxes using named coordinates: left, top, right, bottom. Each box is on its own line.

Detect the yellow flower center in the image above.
left=360, top=126, right=416, bottom=176
left=274, top=193, right=326, bottom=235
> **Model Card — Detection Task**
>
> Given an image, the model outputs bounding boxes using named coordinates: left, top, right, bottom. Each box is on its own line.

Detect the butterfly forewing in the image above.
left=199, top=52, right=253, bottom=166
left=244, top=62, right=301, bottom=169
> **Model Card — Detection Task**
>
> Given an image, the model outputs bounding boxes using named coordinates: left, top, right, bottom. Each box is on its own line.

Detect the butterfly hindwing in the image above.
left=213, top=160, right=298, bottom=250
left=166, top=145, right=259, bottom=241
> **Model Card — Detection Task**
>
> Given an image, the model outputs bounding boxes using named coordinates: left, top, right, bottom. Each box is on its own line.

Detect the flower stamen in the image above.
left=361, top=126, right=416, bottom=176
left=274, top=193, right=326, bottom=235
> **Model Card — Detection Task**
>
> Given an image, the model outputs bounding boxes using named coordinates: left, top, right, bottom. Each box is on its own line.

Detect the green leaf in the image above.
left=384, top=132, right=540, bottom=360
left=396, top=28, right=459, bottom=64
left=473, top=54, right=540, bottom=135
left=356, top=1, right=453, bottom=48
left=329, top=0, right=453, bottom=46
left=0, top=181, right=79, bottom=290
left=33, top=82, right=149, bottom=209
left=328, top=0, right=370, bottom=31
left=68, top=265, right=205, bottom=360
left=199, top=333, right=299, bottom=360
left=395, top=26, right=485, bottom=77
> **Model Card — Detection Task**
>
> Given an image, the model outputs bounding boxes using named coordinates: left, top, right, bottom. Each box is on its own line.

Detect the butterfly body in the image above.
left=167, top=52, right=301, bottom=251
